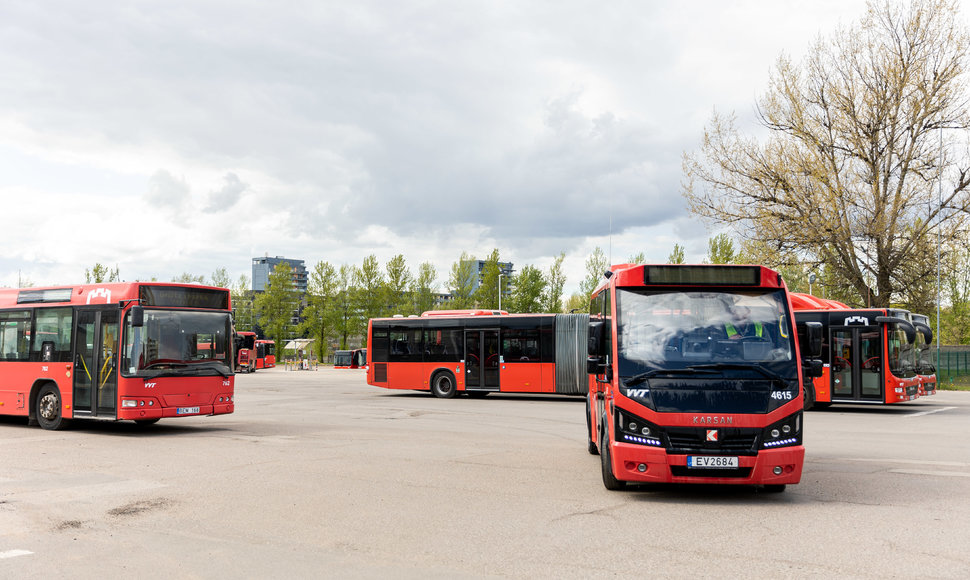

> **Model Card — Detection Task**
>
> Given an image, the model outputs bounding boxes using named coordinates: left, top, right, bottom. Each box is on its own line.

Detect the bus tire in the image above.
left=36, top=383, right=69, bottom=431
left=430, top=371, right=457, bottom=399
left=586, top=395, right=599, bottom=455
left=803, top=383, right=816, bottom=411
left=600, top=425, right=625, bottom=490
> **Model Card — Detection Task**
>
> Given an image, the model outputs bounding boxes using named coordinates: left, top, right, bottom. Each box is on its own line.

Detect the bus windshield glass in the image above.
left=122, top=309, right=233, bottom=377
left=616, top=288, right=794, bottom=378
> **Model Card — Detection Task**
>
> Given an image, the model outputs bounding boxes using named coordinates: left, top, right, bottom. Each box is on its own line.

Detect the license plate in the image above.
left=176, top=406, right=200, bottom=415
left=687, top=456, right=738, bottom=469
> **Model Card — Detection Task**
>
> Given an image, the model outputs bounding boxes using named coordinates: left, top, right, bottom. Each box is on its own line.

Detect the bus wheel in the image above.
left=600, top=426, right=625, bottom=490
left=803, top=383, right=816, bottom=411
left=431, top=371, right=457, bottom=399
left=36, top=384, right=69, bottom=431
left=586, top=395, right=599, bottom=455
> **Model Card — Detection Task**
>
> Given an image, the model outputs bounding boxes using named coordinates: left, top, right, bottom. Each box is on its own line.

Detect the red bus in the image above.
left=235, top=331, right=257, bottom=373
left=791, top=294, right=919, bottom=408
left=911, top=313, right=937, bottom=397
left=0, top=283, right=234, bottom=430
left=367, top=311, right=587, bottom=397
left=334, top=348, right=366, bottom=369
left=254, top=339, right=276, bottom=369
left=586, top=264, right=822, bottom=492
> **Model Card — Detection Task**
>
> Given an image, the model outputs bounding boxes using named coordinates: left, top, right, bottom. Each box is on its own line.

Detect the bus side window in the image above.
left=0, top=310, right=32, bottom=361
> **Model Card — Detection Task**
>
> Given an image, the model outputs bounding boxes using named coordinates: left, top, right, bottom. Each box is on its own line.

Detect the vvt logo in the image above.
left=626, top=389, right=650, bottom=398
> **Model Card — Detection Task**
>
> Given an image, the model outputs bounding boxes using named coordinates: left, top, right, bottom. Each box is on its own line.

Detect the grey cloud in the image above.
left=145, top=170, right=189, bottom=213
left=205, top=172, right=248, bottom=213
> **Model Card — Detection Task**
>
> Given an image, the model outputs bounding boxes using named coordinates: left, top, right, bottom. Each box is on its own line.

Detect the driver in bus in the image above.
left=725, top=305, right=768, bottom=341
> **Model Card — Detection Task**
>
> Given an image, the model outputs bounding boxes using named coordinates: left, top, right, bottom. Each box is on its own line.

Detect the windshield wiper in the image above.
left=684, top=363, right=787, bottom=384
left=141, top=362, right=189, bottom=370
left=624, top=367, right=719, bottom=387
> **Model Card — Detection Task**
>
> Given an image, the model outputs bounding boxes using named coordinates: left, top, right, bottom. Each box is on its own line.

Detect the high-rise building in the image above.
left=252, top=256, right=308, bottom=294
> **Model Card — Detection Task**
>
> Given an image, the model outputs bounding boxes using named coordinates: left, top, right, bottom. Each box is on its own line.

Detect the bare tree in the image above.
left=683, top=0, right=970, bottom=307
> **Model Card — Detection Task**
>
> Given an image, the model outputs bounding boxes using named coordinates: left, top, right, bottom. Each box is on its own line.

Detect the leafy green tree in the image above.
left=172, top=272, right=205, bottom=284
left=301, top=261, right=340, bottom=361
left=447, top=252, right=477, bottom=309
left=254, top=262, right=298, bottom=352
left=477, top=249, right=503, bottom=309
left=354, top=255, right=386, bottom=327
left=564, top=293, right=588, bottom=313
left=542, top=252, right=566, bottom=313
left=333, top=265, right=357, bottom=349
left=85, top=263, right=120, bottom=283
left=385, top=254, right=413, bottom=316
left=210, top=268, right=232, bottom=289
left=411, top=262, right=438, bottom=314
left=706, top=233, right=738, bottom=264
left=667, top=244, right=686, bottom=264
left=508, top=264, right=546, bottom=313
left=628, top=252, right=646, bottom=264
left=578, top=247, right=610, bottom=298
left=231, top=275, right=255, bottom=332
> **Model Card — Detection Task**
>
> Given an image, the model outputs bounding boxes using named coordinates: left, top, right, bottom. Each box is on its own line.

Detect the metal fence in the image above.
left=936, top=347, right=970, bottom=383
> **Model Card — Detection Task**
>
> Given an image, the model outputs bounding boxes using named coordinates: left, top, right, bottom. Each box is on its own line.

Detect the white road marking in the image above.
left=904, top=406, right=956, bottom=417
left=0, top=550, right=32, bottom=559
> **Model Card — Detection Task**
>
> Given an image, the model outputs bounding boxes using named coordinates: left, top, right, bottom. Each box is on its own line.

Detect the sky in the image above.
left=0, top=0, right=876, bottom=296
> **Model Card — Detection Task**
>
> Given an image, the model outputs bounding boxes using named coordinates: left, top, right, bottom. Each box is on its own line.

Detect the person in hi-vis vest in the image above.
left=725, top=305, right=764, bottom=340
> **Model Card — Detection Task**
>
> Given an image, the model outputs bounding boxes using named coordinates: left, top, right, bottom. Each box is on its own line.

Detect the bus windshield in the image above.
left=616, top=288, right=794, bottom=378
left=123, top=309, right=233, bottom=377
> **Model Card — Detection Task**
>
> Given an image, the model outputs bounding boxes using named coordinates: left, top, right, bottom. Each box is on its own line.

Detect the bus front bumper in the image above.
left=611, top=442, right=804, bottom=486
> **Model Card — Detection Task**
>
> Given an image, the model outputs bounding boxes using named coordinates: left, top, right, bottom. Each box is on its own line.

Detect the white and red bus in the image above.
left=334, top=348, right=366, bottom=369
left=586, top=264, right=822, bottom=492
left=911, top=313, right=936, bottom=397
left=0, top=283, right=234, bottom=430
left=367, top=311, right=587, bottom=397
left=255, top=339, right=276, bottom=369
left=791, top=293, right=920, bottom=408
left=235, top=331, right=257, bottom=372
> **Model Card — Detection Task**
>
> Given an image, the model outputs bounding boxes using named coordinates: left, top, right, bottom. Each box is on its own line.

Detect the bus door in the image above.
left=464, top=329, right=500, bottom=391
left=831, top=325, right=883, bottom=401
left=72, top=307, right=120, bottom=417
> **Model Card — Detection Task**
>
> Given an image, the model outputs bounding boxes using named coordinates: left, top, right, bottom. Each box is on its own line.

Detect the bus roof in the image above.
left=421, top=309, right=509, bottom=317
left=789, top=292, right=850, bottom=310
left=0, top=282, right=231, bottom=309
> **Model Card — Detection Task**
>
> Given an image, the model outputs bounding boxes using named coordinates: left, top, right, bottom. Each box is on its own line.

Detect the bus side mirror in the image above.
left=804, top=321, right=822, bottom=359
left=588, top=321, right=604, bottom=356
left=130, top=305, right=144, bottom=327
left=804, top=359, right=824, bottom=379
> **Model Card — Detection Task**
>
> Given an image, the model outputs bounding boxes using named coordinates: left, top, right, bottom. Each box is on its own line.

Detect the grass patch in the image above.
left=940, top=375, right=970, bottom=391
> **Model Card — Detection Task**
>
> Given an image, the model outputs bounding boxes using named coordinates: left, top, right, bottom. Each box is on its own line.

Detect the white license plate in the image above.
left=176, top=406, right=200, bottom=415
left=687, top=456, right=738, bottom=469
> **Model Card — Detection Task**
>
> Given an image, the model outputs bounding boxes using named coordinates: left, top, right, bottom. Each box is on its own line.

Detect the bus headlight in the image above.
left=616, top=409, right=663, bottom=447
left=762, top=412, right=802, bottom=448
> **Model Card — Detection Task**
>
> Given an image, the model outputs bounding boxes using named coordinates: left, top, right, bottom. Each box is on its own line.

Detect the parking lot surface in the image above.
left=2, top=367, right=969, bottom=578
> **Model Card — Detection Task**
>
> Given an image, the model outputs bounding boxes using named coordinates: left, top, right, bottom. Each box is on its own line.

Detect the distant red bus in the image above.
left=255, top=339, right=276, bottom=369
left=367, top=310, right=587, bottom=398
left=791, top=293, right=919, bottom=408
left=911, top=313, right=936, bottom=396
left=0, top=283, right=234, bottom=430
left=334, top=348, right=366, bottom=369
left=235, top=331, right=257, bottom=373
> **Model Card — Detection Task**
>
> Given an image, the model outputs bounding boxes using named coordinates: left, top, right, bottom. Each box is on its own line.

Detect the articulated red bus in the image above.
left=586, top=265, right=822, bottom=492
left=0, top=283, right=234, bottom=430
left=367, top=311, right=587, bottom=397
left=334, top=348, right=366, bottom=369
left=911, top=313, right=936, bottom=397
left=791, top=294, right=920, bottom=408
left=255, top=339, right=276, bottom=369
left=235, top=331, right=257, bottom=373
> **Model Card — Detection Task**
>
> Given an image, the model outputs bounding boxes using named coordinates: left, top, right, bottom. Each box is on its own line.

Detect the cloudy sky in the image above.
left=0, top=0, right=874, bottom=295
